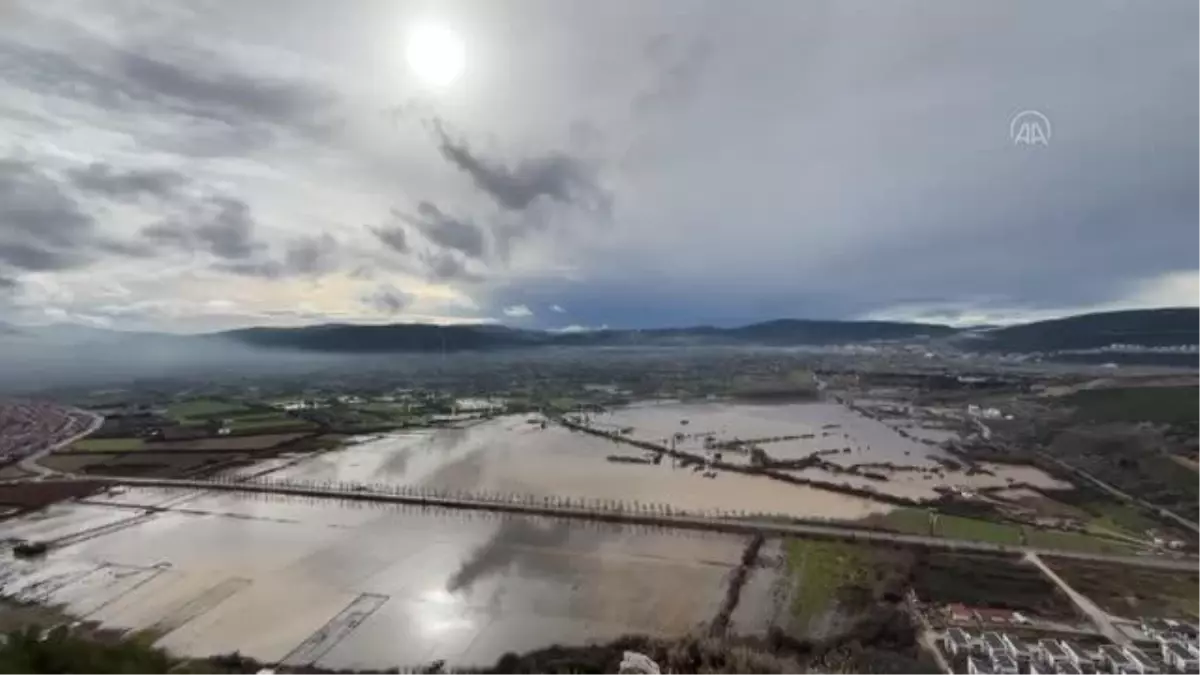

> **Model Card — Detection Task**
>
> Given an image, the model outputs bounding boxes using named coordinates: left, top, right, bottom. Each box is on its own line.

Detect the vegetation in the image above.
left=908, top=552, right=1075, bottom=618
left=1042, top=557, right=1200, bottom=620
left=783, top=539, right=913, bottom=634
left=864, top=508, right=932, bottom=535
left=72, top=437, right=145, bottom=452
left=1063, top=386, right=1199, bottom=425
left=166, top=398, right=249, bottom=420
left=1022, top=528, right=1135, bottom=554
left=932, top=514, right=1022, bottom=544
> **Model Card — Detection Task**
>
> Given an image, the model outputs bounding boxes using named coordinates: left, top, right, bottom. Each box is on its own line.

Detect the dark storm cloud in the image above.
left=430, top=122, right=611, bottom=214
left=421, top=250, right=482, bottom=283
left=282, top=233, right=338, bottom=275
left=0, top=159, right=95, bottom=271
left=142, top=196, right=264, bottom=261
left=116, top=51, right=333, bottom=130
left=67, top=162, right=188, bottom=201
left=0, top=14, right=337, bottom=156
left=402, top=201, right=486, bottom=259
left=0, top=275, right=17, bottom=293
left=370, top=222, right=410, bottom=255
left=362, top=284, right=412, bottom=314
left=218, top=233, right=340, bottom=278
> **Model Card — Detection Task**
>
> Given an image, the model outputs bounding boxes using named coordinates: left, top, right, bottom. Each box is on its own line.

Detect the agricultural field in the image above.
left=226, top=413, right=314, bottom=433
left=145, top=433, right=309, bottom=451
left=861, top=507, right=932, bottom=535
left=1022, top=528, right=1137, bottom=555
left=782, top=539, right=909, bottom=634
left=1062, top=386, right=1198, bottom=425
left=71, top=437, right=145, bottom=452
left=908, top=552, right=1076, bottom=619
left=1042, top=557, right=1200, bottom=620
left=933, top=514, right=1022, bottom=545
left=166, top=399, right=250, bottom=420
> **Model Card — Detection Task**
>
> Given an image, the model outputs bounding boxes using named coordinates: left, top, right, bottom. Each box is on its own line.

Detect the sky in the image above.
left=0, top=0, right=1196, bottom=333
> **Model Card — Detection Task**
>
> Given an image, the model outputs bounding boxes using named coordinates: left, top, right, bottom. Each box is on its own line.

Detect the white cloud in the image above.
left=549, top=323, right=608, bottom=333
left=550, top=304, right=566, bottom=313
left=502, top=304, right=533, bottom=318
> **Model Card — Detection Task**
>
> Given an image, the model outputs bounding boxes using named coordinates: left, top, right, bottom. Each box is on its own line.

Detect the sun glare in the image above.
left=405, top=23, right=465, bottom=88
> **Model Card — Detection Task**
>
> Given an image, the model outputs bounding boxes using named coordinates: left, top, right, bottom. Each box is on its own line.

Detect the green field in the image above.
left=71, top=437, right=145, bottom=452
left=166, top=399, right=248, bottom=420
left=785, top=539, right=871, bottom=627
left=1025, top=527, right=1138, bottom=554
left=1064, top=386, right=1199, bottom=425
left=227, top=415, right=313, bottom=432
left=933, top=514, right=1022, bottom=544
left=861, top=507, right=932, bottom=535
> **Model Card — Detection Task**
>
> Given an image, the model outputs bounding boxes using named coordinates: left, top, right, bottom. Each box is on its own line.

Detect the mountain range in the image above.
left=5, top=308, right=1194, bottom=356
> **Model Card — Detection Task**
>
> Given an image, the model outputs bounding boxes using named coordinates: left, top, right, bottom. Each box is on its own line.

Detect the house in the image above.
left=1161, top=641, right=1200, bottom=673
left=967, top=655, right=992, bottom=674
left=947, top=603, right=975, bottom=623
left=1059, top=641, right=1087, bottom=668
left=1038, top=639, right=1071, bottom=668
left=945, top=628, right=977, bottom=658
left=991, top=654, right=1019, bottom=674
left=1100, top=645, right=1138, bottom=674
left=981, top=632, right=1010, bottom=661
left=1053, top=663, right=1082, bottom=675
left=1122, top=646, right=1155, bottom=674
left=999, top=634, right=1033, bottom=666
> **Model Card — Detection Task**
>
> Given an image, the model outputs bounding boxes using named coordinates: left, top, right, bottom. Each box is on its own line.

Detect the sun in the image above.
left=405, top=23, right=465, bottom=88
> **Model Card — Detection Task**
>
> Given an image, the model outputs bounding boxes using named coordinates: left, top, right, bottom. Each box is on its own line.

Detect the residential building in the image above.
left=1059, top=641, right=1088, bottom=669
left=1100, top=645, right=1137, bottom=674
left=1122, top=646, right=1155, bottom=674
left=945, top=628, right=977, bottom=658
left=982, top=632, right=1009, bottom=661
left=992, top=654, right=1019, bottom=674
left=999, top=633, right=1034, bottom=668
left=967, top=655, right=992, bottom=674
left=1053, top=663, right=1082, bottom=675
left=1160, top=641, right=1198, bottom=674
left=1038, top=639, right=1071, bottom=669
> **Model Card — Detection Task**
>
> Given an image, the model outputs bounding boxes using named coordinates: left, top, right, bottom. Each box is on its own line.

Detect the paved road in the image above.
left=16, top=409, right=103, bottom=479
left=1026, top=552, right=1130, bottom=645
left=1034, top=450, right=1200, bottom=535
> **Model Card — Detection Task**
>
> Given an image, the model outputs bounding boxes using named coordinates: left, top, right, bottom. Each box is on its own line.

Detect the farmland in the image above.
left=1042, top=557, right=1200, bottom=620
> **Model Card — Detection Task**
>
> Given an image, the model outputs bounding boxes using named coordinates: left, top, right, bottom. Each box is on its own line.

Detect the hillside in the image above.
left=964, top=308, right=1198, bottom=353
left=210, top=318, right=957, bottom=353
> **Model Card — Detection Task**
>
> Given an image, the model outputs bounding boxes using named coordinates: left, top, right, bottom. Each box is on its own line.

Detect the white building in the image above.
left=1037, top=639, right=1071, bottom=669
left=1122, top=646, right=1156, bottom=674
left=944, top=628, right=977, bottom=658
left=1161, top=641, right=1199, bottom=674
left=991, top=654, right=1019, bottom=674
left=967, top=655, right=992, bottom=674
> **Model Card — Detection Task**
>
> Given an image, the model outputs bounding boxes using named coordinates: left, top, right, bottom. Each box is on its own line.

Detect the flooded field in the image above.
left=267, top=414, right=892, bottom=520
left=1, top=488, right=761, bottom=668
left=249, top=400, right=1066, bottom=514
left=595, top=400, right=955, bottom=468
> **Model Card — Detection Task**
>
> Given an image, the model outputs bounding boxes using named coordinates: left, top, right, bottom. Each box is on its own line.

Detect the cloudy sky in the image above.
left=1, top=0, right=1196, bottom=333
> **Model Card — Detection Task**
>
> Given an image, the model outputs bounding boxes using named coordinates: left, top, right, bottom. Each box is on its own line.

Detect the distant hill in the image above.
left=207, top=318, right=957, bottom=353
left=3, top=308, right=1195, bottom=358
left=962, top=308, right=1199, bottom=353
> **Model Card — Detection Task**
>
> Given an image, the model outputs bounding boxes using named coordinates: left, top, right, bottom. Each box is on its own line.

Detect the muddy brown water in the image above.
left=0, top=489, right=761, bottom=669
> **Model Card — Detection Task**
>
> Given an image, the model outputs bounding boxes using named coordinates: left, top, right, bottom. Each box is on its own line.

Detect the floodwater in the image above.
left=1, top=488, right=755, bottom=668
left=254, top=400, right=1066, bottom=515
left=595, top=400, right=955, bottom=468
left=267, top=412, right=893, bottom=520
